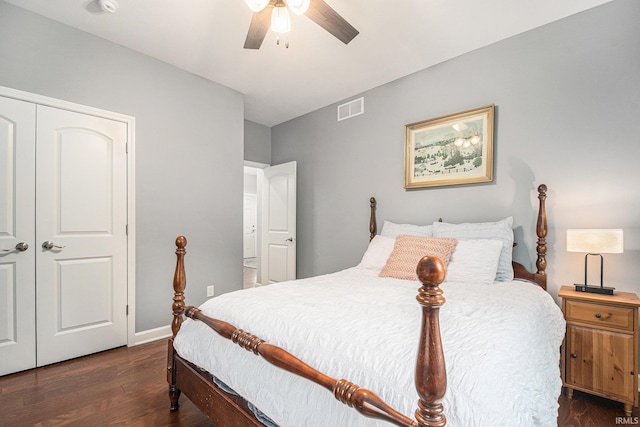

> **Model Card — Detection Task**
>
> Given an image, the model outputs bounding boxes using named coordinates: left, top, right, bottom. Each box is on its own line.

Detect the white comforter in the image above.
left=174, top=267, right=565, bottom=427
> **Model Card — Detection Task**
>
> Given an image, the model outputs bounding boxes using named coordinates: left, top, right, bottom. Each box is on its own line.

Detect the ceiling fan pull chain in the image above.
left=273, top=34, right=290, bottom=48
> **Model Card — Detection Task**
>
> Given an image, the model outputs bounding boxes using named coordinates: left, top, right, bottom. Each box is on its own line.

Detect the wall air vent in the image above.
left=337, top=97, right=364, bottom=121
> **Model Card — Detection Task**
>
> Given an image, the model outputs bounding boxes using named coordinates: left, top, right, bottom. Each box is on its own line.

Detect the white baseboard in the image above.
left=131, top=324, right=172, bottom=346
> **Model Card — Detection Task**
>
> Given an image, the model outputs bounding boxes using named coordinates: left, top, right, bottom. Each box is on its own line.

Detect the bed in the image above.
left=167, top=184, right=565, bottom=427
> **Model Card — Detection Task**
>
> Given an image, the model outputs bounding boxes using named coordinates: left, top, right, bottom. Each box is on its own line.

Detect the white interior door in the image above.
left=243, top=194, right=257, bottom=259
left=35, top=105, right=128, bottom=366
left=259, top=161, right=296, bottom=284
left=0, top=96, right=36, bottom=376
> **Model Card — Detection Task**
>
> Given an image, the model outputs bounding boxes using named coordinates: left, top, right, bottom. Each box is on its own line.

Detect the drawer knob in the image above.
left=571, top=353, right=577, bottom=359
left=593, top=312, right=612, bottom=320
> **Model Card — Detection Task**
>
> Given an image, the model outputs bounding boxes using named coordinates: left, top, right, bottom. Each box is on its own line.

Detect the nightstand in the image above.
left=559, top=285, right=640, bottom=416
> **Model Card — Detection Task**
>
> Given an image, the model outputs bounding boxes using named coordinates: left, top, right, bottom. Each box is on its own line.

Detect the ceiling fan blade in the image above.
left=306, top=0, right=359, bottom=45
left=244, top=7, right=272, bottom=49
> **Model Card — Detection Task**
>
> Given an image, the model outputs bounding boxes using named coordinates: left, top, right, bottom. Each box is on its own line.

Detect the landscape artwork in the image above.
left=404, top=105, right=494, bottom=189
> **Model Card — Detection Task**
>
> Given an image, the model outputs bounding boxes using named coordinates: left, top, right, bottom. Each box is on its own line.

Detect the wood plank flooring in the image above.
left=0, top=338, right=637, bottom=426
left=0, top=339, right=211, bottom=426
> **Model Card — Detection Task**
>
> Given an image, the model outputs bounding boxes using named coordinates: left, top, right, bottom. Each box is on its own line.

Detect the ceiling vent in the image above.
left=337, top=97, right=364, bottom=121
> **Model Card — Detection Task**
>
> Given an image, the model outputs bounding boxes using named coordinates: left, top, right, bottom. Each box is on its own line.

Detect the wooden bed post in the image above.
left=536, top=184, right=548, bottom=276
left=172, top=236, right=188, bottom=337
left=415, top=256, right=447, bottom=427
left=511, top=184, right=549, bottom=290
left=370, top=197, right=377, bottom=241
left=169, top=235, right=187, bottom=411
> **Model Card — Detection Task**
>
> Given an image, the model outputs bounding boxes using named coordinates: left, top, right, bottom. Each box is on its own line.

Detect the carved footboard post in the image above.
left=172, top=235, right=188, bottom=338
left=370, top=197, right=377, bottom=241
left=168, top=235, right=187, bottom=411
left=415, top=256, right=447, bottom=427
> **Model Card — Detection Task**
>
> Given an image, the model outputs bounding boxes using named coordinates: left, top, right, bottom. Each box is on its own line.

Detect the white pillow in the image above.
left=357, top=235, right=395, bottom=271
left=432, top=217, right=514, bottom=282
left=380, top=220, right=432, bottom=238
left=445, top=239, right=503, bottom=284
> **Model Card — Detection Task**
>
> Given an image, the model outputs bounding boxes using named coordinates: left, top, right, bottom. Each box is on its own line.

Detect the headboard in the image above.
left=368, top=184, right=548, bottom=290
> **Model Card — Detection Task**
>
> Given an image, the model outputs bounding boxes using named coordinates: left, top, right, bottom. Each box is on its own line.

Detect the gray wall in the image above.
left=0, top=2, right=245, bottom=332
left=272, top=0, right=640, bottom=302
left=244, top=119, right=271, bottom=165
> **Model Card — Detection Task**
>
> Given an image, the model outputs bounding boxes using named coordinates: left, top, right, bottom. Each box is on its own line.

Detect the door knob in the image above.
left=2, top=242, right=29, bottom=252
left=42, top=241, right=65, bottom=250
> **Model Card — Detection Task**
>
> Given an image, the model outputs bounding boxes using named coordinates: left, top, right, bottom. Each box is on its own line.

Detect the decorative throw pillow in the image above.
left=379, top=235, right=457, bottom=281
left=432, top=217, right=514, bottom=282
left=444, top=239, right=503, bottom=284
left=357, top=235, right=396, bottom=271
left=380, top=220, right=432, bottom=238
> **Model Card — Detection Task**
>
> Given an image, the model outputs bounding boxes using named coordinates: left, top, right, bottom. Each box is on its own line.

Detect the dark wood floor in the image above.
left=558, top=391, right=639, bottom=427
left=0, top=339, right=637, bottom=426
left=0, top=339, right=212, bottom=426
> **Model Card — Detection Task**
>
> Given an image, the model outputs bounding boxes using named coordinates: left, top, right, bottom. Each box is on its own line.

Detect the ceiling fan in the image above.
left=244, top=0, right=359, bottom=49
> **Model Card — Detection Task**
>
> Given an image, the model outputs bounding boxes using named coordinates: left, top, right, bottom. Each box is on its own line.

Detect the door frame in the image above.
left=0, top=85, right=137, bottom=347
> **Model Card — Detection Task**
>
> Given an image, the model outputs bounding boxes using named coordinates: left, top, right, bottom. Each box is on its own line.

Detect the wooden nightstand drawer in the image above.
left=565, top=299, right=634, bottom=331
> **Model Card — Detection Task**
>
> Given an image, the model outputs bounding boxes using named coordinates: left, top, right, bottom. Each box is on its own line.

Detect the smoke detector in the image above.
left=98, top=0, right=119, bottom=13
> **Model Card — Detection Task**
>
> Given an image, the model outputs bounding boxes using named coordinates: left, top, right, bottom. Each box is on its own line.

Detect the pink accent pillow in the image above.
left=379, top=235, right=457, bottom=281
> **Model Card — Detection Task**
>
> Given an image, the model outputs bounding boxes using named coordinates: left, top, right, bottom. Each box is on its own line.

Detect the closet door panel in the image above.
left=35, top=105, right=128, bottom=366
left=0, top=96, right=36, bottom=376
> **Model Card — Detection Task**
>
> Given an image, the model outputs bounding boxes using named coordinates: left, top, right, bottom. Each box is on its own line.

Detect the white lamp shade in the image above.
left=246, top=0, right=270, bottom=13
left=566, top=229, right=624, bottom=254
left=271, top=5, right=291, bottom=33
left=287, top=0, right=310, bottom=15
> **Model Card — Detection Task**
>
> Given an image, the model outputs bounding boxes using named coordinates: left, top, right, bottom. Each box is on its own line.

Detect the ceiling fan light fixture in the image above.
left=287, top=0, right=310, bottom=15
left=271, top=5, right=291, bottom=33
left=245, top=0, right=270, bottom=13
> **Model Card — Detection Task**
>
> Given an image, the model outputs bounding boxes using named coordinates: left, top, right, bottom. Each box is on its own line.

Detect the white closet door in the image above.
left=0, top=97, right=36, bottom=376
left=35, top=105, right=128, bottom=366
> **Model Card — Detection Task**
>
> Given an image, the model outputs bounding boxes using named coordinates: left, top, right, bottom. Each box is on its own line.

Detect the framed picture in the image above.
left=404, top=105, right=494, bottom=189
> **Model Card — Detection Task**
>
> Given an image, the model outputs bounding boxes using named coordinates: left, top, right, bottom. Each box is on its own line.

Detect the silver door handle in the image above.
left=42, top=241, right=65, bottom=250
left=2, top=242, right=29, bottom=252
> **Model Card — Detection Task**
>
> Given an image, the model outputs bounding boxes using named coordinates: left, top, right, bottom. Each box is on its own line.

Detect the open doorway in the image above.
left=243, top=161, right=297, bottom=288
left=243, top=164, right=264, bottom=288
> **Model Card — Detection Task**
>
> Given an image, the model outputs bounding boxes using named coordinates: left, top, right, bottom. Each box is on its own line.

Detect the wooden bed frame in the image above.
left=167, top=184, right=549, bottom=427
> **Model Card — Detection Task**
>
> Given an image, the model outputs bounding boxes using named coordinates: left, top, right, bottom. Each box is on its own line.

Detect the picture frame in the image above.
left=404, top=105, right=494, bottom=189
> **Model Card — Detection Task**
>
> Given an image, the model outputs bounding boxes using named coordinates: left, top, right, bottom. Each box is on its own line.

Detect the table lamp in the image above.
left=566, top=229, right=623, bottom=295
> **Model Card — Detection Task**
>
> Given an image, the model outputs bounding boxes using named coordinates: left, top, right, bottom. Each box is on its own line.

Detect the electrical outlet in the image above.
left=207, top=285, right=214, bottom=297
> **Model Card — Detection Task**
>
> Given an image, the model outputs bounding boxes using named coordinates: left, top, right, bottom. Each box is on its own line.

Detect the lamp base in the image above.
left=574, top=284, right=615, bottom=295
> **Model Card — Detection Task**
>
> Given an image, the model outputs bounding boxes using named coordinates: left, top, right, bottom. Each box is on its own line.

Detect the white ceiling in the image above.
left=6, top=0, right=613, bottom=126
